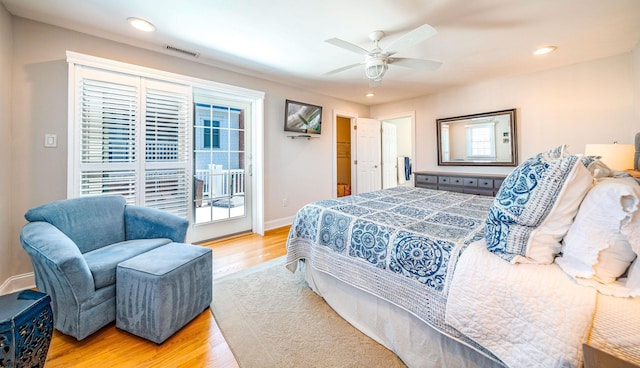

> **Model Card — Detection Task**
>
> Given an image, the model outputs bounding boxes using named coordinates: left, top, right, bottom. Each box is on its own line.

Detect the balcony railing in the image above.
left=194, top=167, right=245, bottom=205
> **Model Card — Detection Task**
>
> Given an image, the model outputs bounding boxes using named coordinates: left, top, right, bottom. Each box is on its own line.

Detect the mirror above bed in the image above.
left=436, top=109, right=518, bottom=167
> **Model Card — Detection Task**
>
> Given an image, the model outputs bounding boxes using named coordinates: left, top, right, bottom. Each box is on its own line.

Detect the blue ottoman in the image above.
left=116, top=243, right=212, bottom=343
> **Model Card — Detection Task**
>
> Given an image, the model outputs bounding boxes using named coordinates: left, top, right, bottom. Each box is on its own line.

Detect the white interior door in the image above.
left=382, top=122, right=398, bottom=189
left=355, top=118, right=381, bottom=194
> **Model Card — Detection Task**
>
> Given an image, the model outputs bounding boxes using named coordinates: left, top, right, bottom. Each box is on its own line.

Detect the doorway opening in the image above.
left=380, top=116, right=414, bottom=187
left=335, top=113, right=414, bottom=196
left=193, top=103, right=248, bottom=224
left=190, top=91, right=256, bottom=242
left=336, top=116, right=352, bottom=197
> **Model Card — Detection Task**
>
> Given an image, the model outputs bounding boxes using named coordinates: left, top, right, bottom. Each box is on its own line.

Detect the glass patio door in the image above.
left=190, top=92, right=252, bottom=241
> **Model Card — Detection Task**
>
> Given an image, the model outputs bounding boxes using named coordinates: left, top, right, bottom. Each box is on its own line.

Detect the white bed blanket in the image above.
left=445, top=240, right=597, bottom=368
left=588, top=293, right=640, bottom=365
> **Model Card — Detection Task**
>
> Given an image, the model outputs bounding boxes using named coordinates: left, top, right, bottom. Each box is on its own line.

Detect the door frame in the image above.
left=375, top=111, right=416, bottom=186
left=187, top=86, right=265, bottom=238
left=190, top=98, right=256, bottom=242
left=332, top=110, right=359, bottom=198
left=332, top=110, right=416, bottom=195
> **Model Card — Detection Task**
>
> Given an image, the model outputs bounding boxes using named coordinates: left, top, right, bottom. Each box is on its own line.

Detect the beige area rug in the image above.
left=211, top=256, right=407, bottom=368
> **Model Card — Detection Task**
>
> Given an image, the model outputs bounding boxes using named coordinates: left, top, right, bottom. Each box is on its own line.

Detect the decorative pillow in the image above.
left=580, top=155, right=614, bottom=178
left=556, top=177, right=640, bottom=296
left=624, top=200, right=640, bottom=291
left=557, top=177, right=639, bottom=279
left=485, top=145, right=593, bottom=264
left=580, top=154, right=634, bottom=179
left=613, top=170, right=634, bottom=178
left=625, top=255, right=640, bottom=295
left=592, top=231, right=636, bottom=283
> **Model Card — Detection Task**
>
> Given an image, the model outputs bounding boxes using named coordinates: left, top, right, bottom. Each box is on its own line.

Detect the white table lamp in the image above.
left=584, top=143, right=634, bottom=171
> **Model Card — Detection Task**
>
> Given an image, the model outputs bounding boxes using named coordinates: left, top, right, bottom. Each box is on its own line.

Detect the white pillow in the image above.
left=625, top=257, right=640, bottom=292
left=593, top=231, right=636, bottom=284
left=556, top=177, right=640, bottom=296
left=580, top=155, right=614, bottom=178
left=621, top=194, right=640, bottom=292
left=485, top=145, right=594, bottom=264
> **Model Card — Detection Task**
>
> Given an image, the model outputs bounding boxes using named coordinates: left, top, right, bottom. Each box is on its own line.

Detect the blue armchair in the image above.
left=19, top=195, right=189, bottom=340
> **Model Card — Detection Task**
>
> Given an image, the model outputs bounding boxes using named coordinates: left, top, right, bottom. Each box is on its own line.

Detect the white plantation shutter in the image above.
left=80, top=79, right=137, bottom=163
left=70, top=66, right=191, bottom=218
left=76, top=69, right=139, bottom=202
left=144, top=169, right=189, bottom=216
left=143, top=80, right=191, bottom=217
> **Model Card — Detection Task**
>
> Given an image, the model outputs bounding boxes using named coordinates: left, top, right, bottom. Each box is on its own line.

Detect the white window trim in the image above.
left=66, top=51, right=266, bottom=235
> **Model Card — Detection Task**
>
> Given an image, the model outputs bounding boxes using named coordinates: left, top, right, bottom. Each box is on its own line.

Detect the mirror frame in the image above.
left=436, top=108, right=518, bottom=167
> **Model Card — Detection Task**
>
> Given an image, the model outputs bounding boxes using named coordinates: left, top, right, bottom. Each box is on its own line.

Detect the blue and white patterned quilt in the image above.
left=285, top=186, right=496, bottom=349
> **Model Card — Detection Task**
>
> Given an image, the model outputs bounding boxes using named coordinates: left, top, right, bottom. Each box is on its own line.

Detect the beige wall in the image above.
left=0, top=3, right=13, bottom=289
left=4, top=17, right=369, bottom=285
left=371, top=52, right=640, bottom=176
left=448, top=123, right=467, bottom=161
left=382, top=117, right=412, bottom=158
left=634, top=41, right=640, bottom=122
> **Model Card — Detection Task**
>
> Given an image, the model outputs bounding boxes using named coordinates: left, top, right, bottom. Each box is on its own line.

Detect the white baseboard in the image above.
left=0, top=272, right=35, bottom=295
left=264, top=216, right=294, bottom=231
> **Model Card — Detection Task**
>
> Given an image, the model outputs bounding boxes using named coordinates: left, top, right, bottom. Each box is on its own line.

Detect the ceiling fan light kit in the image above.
left=325, top=24, right=441, bottom=87
left=365, top=56, right=388, bottom=81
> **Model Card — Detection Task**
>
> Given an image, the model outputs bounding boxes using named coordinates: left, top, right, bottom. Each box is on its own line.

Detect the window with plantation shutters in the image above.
left=70, top=66, right=191, bottom=218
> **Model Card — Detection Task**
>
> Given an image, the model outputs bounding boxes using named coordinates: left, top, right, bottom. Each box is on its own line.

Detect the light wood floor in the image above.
left=44, top=226, right=290, bottom=368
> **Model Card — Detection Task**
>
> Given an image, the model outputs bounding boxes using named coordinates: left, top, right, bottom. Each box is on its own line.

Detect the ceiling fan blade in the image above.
left=324, top=62, right=363, bottom=76
left=368, top=78, right=382, bottom=88
left=325, top=38, right=370, bottom=55
left=385, top=24, right=438, bottom=55
left=389, top=57, right=442, bottom=71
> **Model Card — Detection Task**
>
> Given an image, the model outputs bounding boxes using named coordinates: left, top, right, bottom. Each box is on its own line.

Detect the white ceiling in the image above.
left=3, top=0, right=640, bottom=105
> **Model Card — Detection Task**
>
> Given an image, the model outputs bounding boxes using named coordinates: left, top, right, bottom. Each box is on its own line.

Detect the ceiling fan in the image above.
left=325, top=24, right=442, bottom=87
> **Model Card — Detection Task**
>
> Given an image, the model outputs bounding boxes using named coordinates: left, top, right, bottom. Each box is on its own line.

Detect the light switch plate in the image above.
left=44, top=134, right=57, bottom=148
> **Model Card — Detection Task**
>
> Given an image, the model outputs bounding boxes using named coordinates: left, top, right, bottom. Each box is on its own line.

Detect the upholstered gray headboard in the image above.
left=636, top=132, right=640, bottom=170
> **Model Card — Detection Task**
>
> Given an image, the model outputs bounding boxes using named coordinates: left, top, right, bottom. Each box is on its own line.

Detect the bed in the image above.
left=285, top=144, right=640, bottom=368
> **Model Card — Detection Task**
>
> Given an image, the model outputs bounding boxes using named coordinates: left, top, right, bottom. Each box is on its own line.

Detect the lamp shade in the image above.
left=584, top=144, right=634, bottom=171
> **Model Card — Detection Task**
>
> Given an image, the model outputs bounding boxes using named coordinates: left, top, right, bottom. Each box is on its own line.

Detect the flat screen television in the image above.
left=284, top=99, right=322, bottom=135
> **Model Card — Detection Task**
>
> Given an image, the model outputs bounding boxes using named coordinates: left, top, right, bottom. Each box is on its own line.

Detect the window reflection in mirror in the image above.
left=437, top=109, right=517, bottom=166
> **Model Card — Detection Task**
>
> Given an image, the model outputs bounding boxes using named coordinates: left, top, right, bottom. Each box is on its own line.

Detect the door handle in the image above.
left=374, top=165, right=378, bottom=168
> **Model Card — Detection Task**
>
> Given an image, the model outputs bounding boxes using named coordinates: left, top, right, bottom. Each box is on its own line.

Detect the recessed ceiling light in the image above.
left=533, top=46, right=557, bottom=55
left=127, top=17, right=156, bottom=32
left=365, top=93, right=375, bottom=97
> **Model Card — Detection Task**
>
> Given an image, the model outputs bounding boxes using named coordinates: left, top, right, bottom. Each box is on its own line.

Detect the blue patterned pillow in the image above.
left=580, top=155, right=600, bottom=169
left=485, top=145, right=594, bottom=264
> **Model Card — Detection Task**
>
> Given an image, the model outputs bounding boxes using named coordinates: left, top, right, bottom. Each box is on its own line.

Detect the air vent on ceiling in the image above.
left=163, top=44, right=200, bottom=58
